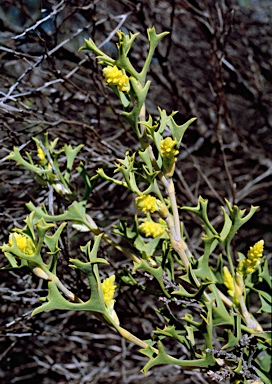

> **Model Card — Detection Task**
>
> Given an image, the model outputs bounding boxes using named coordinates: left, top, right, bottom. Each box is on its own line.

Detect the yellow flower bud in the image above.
left=237, top=240, right=264, bottom=275
left=247, top=239, right=264, bottom=262
left=160, top=137, right=179, bottom=158
left=102, top=65, right=130, bottom=92
left=36, top=144, right=46, bottom=166
left=223, top=266, right=235, bottom=297
left=139, top=218, right=165, bottom=238
left=102, top=275, right=116, bottom=308
left=101, top=275, right=119, bottom=325
left=8, top=233, right=35, bottom=255
left=135, top=195, right=159, bottom=214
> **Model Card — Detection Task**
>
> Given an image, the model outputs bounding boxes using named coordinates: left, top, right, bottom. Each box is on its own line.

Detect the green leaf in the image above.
left=257, top=350, right=271, bottom=373
left=193, top=234, right=219, bottom=281
left=133, top=259, right=171, bottom=298
left=117, top=88, right=131, bottom=108
left=0, top=252, right=28, bottom=269
left=134, top=235, right=162, bottom=258
left=44, top=222, right=67, bottom=274
left=77, top=162, right=98, bottom=204
left=258, top=295, right=272, bottom=313
left=154, top=325, right=187, bottom=344
left=222, top=201, right=259, bottom=246
left=201, top=299, right=214, bottom=349
left=6, top=146, right=52, bottom=175
left=122, top=79, right=151, bottom=136
left=79, top=38, right=114, bottom=66
left=26, top=200, right=96, bottom=232
left=139, top=27, right=169, bottom=84
left=141, top=342, right=215, bottom=374
left=259, top=260, right=272, bottom=289
left=172, top=280, right=211, bottom=299
left=222, top=313, right=241, bottom=349
left=63, top=144, right=84, bottom=183
left=139, top=147, right=154, bottom=173
left=254, top=367, right=272, bottom=384
left=168, top=116, right=197, bottom=147
left=33, top=235, right=108, bottom=317
left=219, top=207, right=232, bottom=241
left=209, top=284, right=234, bottom=326
left=182, top=196, right=217, bottom=236
left=185, top=325, right=196, bottom=346
left=182, top=313, right=202, bottom=328
left=96, top=167, right=127, bottom=188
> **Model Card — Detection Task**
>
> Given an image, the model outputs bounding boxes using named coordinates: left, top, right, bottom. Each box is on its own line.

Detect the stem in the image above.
left=116, top=324, right=156, bottom=351
left=238, top=295, right=263, bottom=331
left=168, top=179, right=181, bottom=241
left=46, top=270, right=83, bottom=303
left=225, top=241, right=235, bottom=277
left=102, top=233, right=141, bottom=263
left=170, top=235, right=190, bottom=271
left=139, top=103, right=146, bottom=136
left=216, top=288, right=233, bottom=308
left=139, top=101, right=150, bottom=150
left=235, top=277, right=263, bottom=331
left=85, top=214, right=140, bottom=263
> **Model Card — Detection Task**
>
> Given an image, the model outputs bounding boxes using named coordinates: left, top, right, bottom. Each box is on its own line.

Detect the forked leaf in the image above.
left=209, top=284, right=234, bottom=326
left=168, top=116, right=197, bottom=147
left=154, top=325, right=187, bottom=344
left=141, top=341, right=215, bottom=374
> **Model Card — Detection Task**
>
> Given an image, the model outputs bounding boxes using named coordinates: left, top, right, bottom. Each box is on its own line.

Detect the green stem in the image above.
left=225, top=241, right=235, bottom=277
left=102, top=233, right=141, bottom=264
left=85, top=215, right=141, bottom=263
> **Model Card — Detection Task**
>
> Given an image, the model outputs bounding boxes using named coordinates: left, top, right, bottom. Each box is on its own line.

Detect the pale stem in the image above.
left=216, top=289, right=233, bottom=308
left=235, top=283, right=263, bottom=331
left=239, top=295, right=263, bottom=331
left=167, top=179, right=181, bottom=241
left=46, top=270, right=83, bottom=303
left=139, top=103, right=146, bottom=136
left=116, top=324, right=156, bottom=350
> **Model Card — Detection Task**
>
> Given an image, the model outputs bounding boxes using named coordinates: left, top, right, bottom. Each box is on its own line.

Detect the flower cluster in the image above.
left=223, top=266, right=235, bottom=297
left=237, top=240, right=264, bottom=275
left=102, top=65, right=130, bottom=92
left=223, top=266, right=240, bottom=306
left=102, top=275, right=116, bottom=308
left=160, top=137, right=179, bottom=158
left=101, top=275, right=119, bottom=325
left=135, top=194, right=160, bottom=214
left=8, top=233, right=35, bottom=255
left=36, top=144, right=46, bottom=166
left=139, top=218, right=165, bottom=238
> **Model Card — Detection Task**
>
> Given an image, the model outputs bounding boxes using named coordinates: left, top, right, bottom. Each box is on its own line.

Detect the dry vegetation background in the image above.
left=0, top=0, right=271, bottom=383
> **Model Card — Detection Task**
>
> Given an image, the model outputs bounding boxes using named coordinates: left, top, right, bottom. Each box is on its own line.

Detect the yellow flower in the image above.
left=237, top=240, right=264, bottom=275
left=36, top=145, right=46, bottom=165
left=102, top=275, right=116, bottom=308
left=102, top=65, right=130, bottom=92
left=139, top=219, right=165, bottom=238
left=135, top=195, right=159, bottom=214
left=101, top=275, right=119, bottom=325
left=8, top=233, right=35, bottom=255
left=247, top=239, right=264, bottom=262
left=160, top=137, right=179, bottom=158
left=223, top=266, right=235, bottom=297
